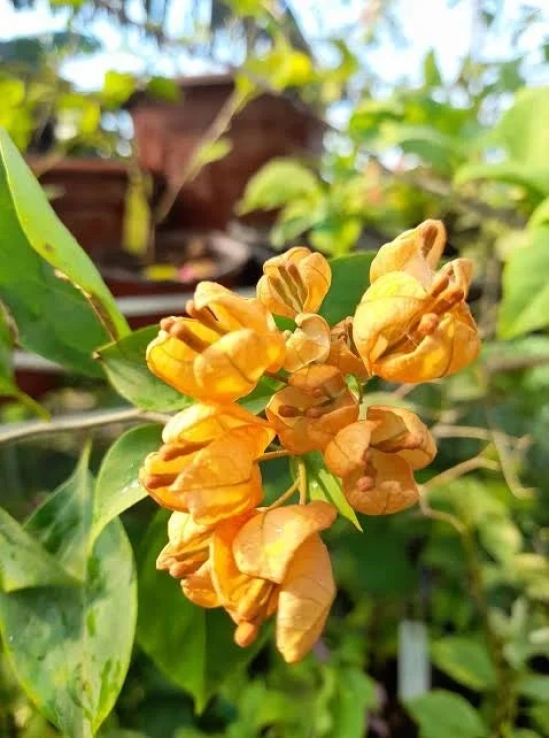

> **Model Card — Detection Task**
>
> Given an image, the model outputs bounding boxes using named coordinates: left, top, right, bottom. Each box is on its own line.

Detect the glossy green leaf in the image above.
left=498, top=227, right=549, bottom=339
left=136, top=511, right=261, bottom=712
left=320, top=252, right=374, bottom=326
left=97, top=326, right=192, bottom=411
left=0, top=508, right=76, bottom=592
left=406, top=690, right=489, bottom=738
left=431, top=637, right=497, bottom=691
left=102, top=70, right=136, bottom=109
left=0, top=142, right=110, bottom=376
left=302, top=451, right=361, bottom=530
left=25, top=445, right=94, bottom=582
left=0, top=128, right=128, bottom=340
left=238, top=157, right=320, bottom=214
left=0, top=517, right=136, bottom=738
left=92, top=423, right=162, bottom=541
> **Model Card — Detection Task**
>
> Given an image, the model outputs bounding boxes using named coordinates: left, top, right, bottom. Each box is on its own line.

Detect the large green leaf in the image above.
left=0, top=128, right=128, bottom=340
left=97, top=326, right=192, bottom=411
left=406, top=690, right=488, bottom=738
left=0, top=309, right=46, bottom=416
left=431, top=637, right=497, bottom=691
left=320, top=252, right=374, bottom=326
left=454, top=161, right=548, bottom=197
left=0, top=150, right=110, bottom=376
left=25, top=446, right=94, bottom=582
left=325, top=665, right=377, bottom=738
left=302, top=451, right=361, bottom=530
left=237, top=158, right=320, bottom=214
left=0, top=518, right=136, bottom=738
left=136, top=510, right=261, bottom=712
left=0, top=451, right=137, bottom=736
left=498, top=227, right=549, bottom=339
left=498, top=86, right=549, bottom=169
left=0, top=508, right=76, bottom=592
left=92, top=423, right=162, bottom=541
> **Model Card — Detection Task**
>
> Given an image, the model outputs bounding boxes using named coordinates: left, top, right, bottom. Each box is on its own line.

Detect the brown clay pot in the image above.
left=127, top=74, right=324, bottom=231
left=28, top=157, right=129, bottom=259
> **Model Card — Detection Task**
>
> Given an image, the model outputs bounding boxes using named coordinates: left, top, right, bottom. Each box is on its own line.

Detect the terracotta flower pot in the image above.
left=127, top=74, right=324, bottom=231
left=28, top=157, right=130, bottom=260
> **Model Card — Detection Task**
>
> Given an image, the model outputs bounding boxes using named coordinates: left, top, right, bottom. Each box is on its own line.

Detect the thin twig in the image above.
left=259, top=449, right=292, bottom=462
left=424, top=452, right=499, bottom=490
left=267, top=478, right=300, bottom=509
left=0, top=407, right=170, bottom=445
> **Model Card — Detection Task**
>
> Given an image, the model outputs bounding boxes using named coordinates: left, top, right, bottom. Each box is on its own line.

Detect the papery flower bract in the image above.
left=266, top=364, right=359, bottom=454
left=326, top=317, right=369, bottom=380
left=283, top=313, right=331, bottom=373
left=162, top=402, right=275, bottom=459
left=140, top=433, right=263, bottom=525
left=156, top=511, right=213, bottom=579
left=146, top=282, right=285, bottom=403
left=210, top=501, right=336, bottom=663
left=370, top=219, right=447, bottom=286
left=353, top=258, right=481, bottom=383
left=324, top=406, right=436, bottom=515
left=257, top=247, right=331, bottom=319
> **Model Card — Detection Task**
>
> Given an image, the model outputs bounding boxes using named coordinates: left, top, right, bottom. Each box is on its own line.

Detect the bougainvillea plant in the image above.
left=139, top=219, right=481, bottom=663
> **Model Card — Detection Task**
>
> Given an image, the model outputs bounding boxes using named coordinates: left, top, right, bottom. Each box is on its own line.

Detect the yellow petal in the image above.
left=323, top=421, right=373, bottom=478
left=163, top=403, right=275, bottom=458
left=196, top=329, right=285, bottom=403
left=326, top=318, right=369, bottom=379
left=367, top=406, right=436, bottom=469
left=343, top=449, right=419, bottom=515
left=233, top=501, right=337, bottom=583
left=283, top=313, right=331, bottom=373
left=156, top=511, right=212, bottom=578
left=181, top=561, right=221, bottom=608
left=370, top=220, right=447, bottom=286
left=276, top=534, right=335, bottom=663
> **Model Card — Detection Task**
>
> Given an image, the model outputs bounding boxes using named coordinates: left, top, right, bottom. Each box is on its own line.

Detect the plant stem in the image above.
left=298, top=459, right=308, bottom=504
left=259, top=449, right=292, bottom=462
left=267, top=478, right=300, bottom=509
left=0, top=407, right=170, bottom=446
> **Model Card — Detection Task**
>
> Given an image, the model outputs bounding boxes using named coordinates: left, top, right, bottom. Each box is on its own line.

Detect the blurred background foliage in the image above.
left=0, top=1, right=548, bottom=737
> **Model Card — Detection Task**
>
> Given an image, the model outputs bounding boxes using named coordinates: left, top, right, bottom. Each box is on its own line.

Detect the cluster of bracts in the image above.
left=139, top=219, right=481, bottom=663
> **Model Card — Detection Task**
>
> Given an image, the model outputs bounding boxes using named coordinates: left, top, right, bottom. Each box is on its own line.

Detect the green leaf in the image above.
left=326, top=665, right=377, bottom=738
left=454, top=161, right=549, bottom=196
left=423, top=49, right=442, bottom=88
left=498, top=227, right=549, bottom=339
left=528, top=198, right=549, bottom=229
left=319, top=252, right=374, bottom=326
left=431, top=637, right=497, bottom=691
left=238, top=158, right=320, bottom=214
left=302, top=451, right=361, bottom=530
left=102, top=70, right=136, bottom=109
left=498, top=86, right=549, bottom=169
left=518, top=675, right=549, bottom=703
left=24, top=445, right=94, bottom=582
left=0, top=517, right=136, bottom=738
left=239, top=376, right=283, bottom=414
left=406, top=690, right=489, bottom=738
left=195, top=137, right=233, bottom=168
left=0, top=143, right=110, bottom=376
left=93, top=423, right=162, bottom=541
left=0, top=128, right=128, bottom=340
left=0, top=508, right=76, bottom=592
left=136, top=511, right=261, bottom=712
left=97, top=326, right=192, bottom=412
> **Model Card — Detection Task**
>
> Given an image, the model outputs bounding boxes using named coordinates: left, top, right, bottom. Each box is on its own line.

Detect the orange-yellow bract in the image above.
left=146, top=282, right=285, bottom=403
left=324, top=406, right=436, bottom=515
left=139, top=404, right=274, bottom=524
left=140, top=217, right=484, bottom=664
left=266, top=364, right=359, bottom=454
left=257, top=246, right=332, bottom=319
left=353, top=222, right=481, bottom=383
left=282, top=313, right=331, bottom=372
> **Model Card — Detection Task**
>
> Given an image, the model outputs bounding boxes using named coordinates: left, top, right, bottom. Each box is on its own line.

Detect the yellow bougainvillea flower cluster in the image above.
left=140, top=220, right=481, bottom=663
